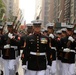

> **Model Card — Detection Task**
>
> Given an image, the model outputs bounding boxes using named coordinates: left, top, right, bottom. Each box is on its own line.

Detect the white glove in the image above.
left=47, top=65, right=51, bottom=73
left=63, top=48, right=70, bottom=52
left=8, top=33, right=13, bottom=39
left=4, top=44, right=10, bottom=49
left=22, top=65, right=27, bottom=70
left=51, top=61, right=57, bottom=74
left=22, top=65, right=27, bottom=74
left=68, top=36, right=74, bottom=42
left=49, top=34, right=54, bottom=39
left=70, top=50, right=76, bottom=53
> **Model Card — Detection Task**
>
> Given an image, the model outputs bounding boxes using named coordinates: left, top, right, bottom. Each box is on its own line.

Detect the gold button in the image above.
left=37, top=41, right=39, bottom=43
left=37, top=44, right=39, bottom=46
left=37, top=36, right=39, bottom=38
left=36, top=52, right=40, bottom=55
left=37, top=50, right=39, bottom=52
left=31, top=42, right=33, bottom=44
left=37, top=47, right=39, bottom=49
left=37, top=39, right=39, bottom=40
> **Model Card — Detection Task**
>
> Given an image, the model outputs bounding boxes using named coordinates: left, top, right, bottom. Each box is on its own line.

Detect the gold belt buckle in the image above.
left=36, top=52, right=40, bottom=56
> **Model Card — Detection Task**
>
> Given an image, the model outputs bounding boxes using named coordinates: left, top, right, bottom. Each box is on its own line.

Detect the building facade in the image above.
left=43, top=0, right=51, bottom=26
left=2, top=0, right=19, bottom=21
left=64, top=0, right=71, bottom=23
left=35, top=0, right=76, bottom=25
left=49, top=0, right=54, bottom=22
left=35, top=0, right=42, bottom=19
left=74, top=0, right=76, bottom=23
left=13, top=0, right=19, bottom=16
left=59, top=0, right=65, bottom=22
left=53, top=0, right=59, bottom=22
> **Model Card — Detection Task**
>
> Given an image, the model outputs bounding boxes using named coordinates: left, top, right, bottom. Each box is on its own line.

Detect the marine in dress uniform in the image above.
left=61, top=25, right=76, bottom=75
left=73, top=30, right=76, bottom=42
left=49, top=33, right=57, bottom=75
left=2, top=22, right=20, bottom=75
left=13, top=30, right=21, bottom=75
left=73, top=30, right=76, bottom=67
left=26, top=23, right=33, bottom=35
left=41, top=28, right=48, bottom=36
left=22, top=20, right=52, bottom=75
left=46, top=23, right=54, bottom=36
left=56, top=28, right=67, bottom=75
left=46, top=23, right=57, bottom=75
left=0, top=25, right=4, bottom=75
left=21, top=24, right=33, bottom=75
left=73, top=30, right=76, bottom=50
left=55, top=30, right=62, bottom=75
left=20, top=33, right=27, bottom=75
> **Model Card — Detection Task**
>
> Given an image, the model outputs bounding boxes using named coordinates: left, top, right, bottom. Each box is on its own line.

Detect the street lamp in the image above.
left=36, top=7, right=42, bottom=20
left=57, top=10, right=62, bottom=22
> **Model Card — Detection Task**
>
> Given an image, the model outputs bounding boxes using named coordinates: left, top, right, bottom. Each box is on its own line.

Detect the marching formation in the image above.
left=0, top=19, right=76, bottom=75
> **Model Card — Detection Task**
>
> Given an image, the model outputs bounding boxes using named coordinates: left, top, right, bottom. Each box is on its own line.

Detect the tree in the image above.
left=0, top=0, right=5, bottom=20
left=0, top=0, right=4, bottom=7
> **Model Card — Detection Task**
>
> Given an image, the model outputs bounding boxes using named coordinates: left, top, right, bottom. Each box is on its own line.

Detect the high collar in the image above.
left=34, top=32, right=41, bottom=36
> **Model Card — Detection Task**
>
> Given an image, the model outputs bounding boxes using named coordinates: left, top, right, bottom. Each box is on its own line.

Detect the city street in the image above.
left=18, top=60, right=24, bottom=75
left=0, top=0, right=76, bottom=75
left=18, top=55, right=76, bottom=75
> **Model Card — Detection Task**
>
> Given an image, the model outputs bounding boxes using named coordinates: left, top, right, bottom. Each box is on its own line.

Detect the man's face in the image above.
left=61, top=32, right=67, bottom=37
left=8, top=26, right=13, bottom=32
left=33, top=25, right=41, bottom=33
left=66, top=30, right=73, bottom=36
left=47, top=28, right=54, bottom=34
left=73, top=34, right=76, bottom=39
left=0, top=29, right=2, bottom=34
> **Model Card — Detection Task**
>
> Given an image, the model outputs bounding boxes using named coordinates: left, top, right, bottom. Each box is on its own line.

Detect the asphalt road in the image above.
left=18, top=55, right=76, bottom=75
left=18, top=60, right=24, bottom=75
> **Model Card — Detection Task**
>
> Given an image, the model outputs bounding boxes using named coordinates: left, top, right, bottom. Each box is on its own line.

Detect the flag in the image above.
left=24, top=20, right=27, bottom=28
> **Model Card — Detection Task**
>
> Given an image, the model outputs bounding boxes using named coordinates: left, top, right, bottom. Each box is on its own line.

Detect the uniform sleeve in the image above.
left=56, top=38, right=62, bottom=50
left=10, top=35, right=20, bottom=46
left=70, top=39, right=76, bottom=51
left=23, top=37, right=30, bottom=65
left=46, top=38, right=52, bottom=66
